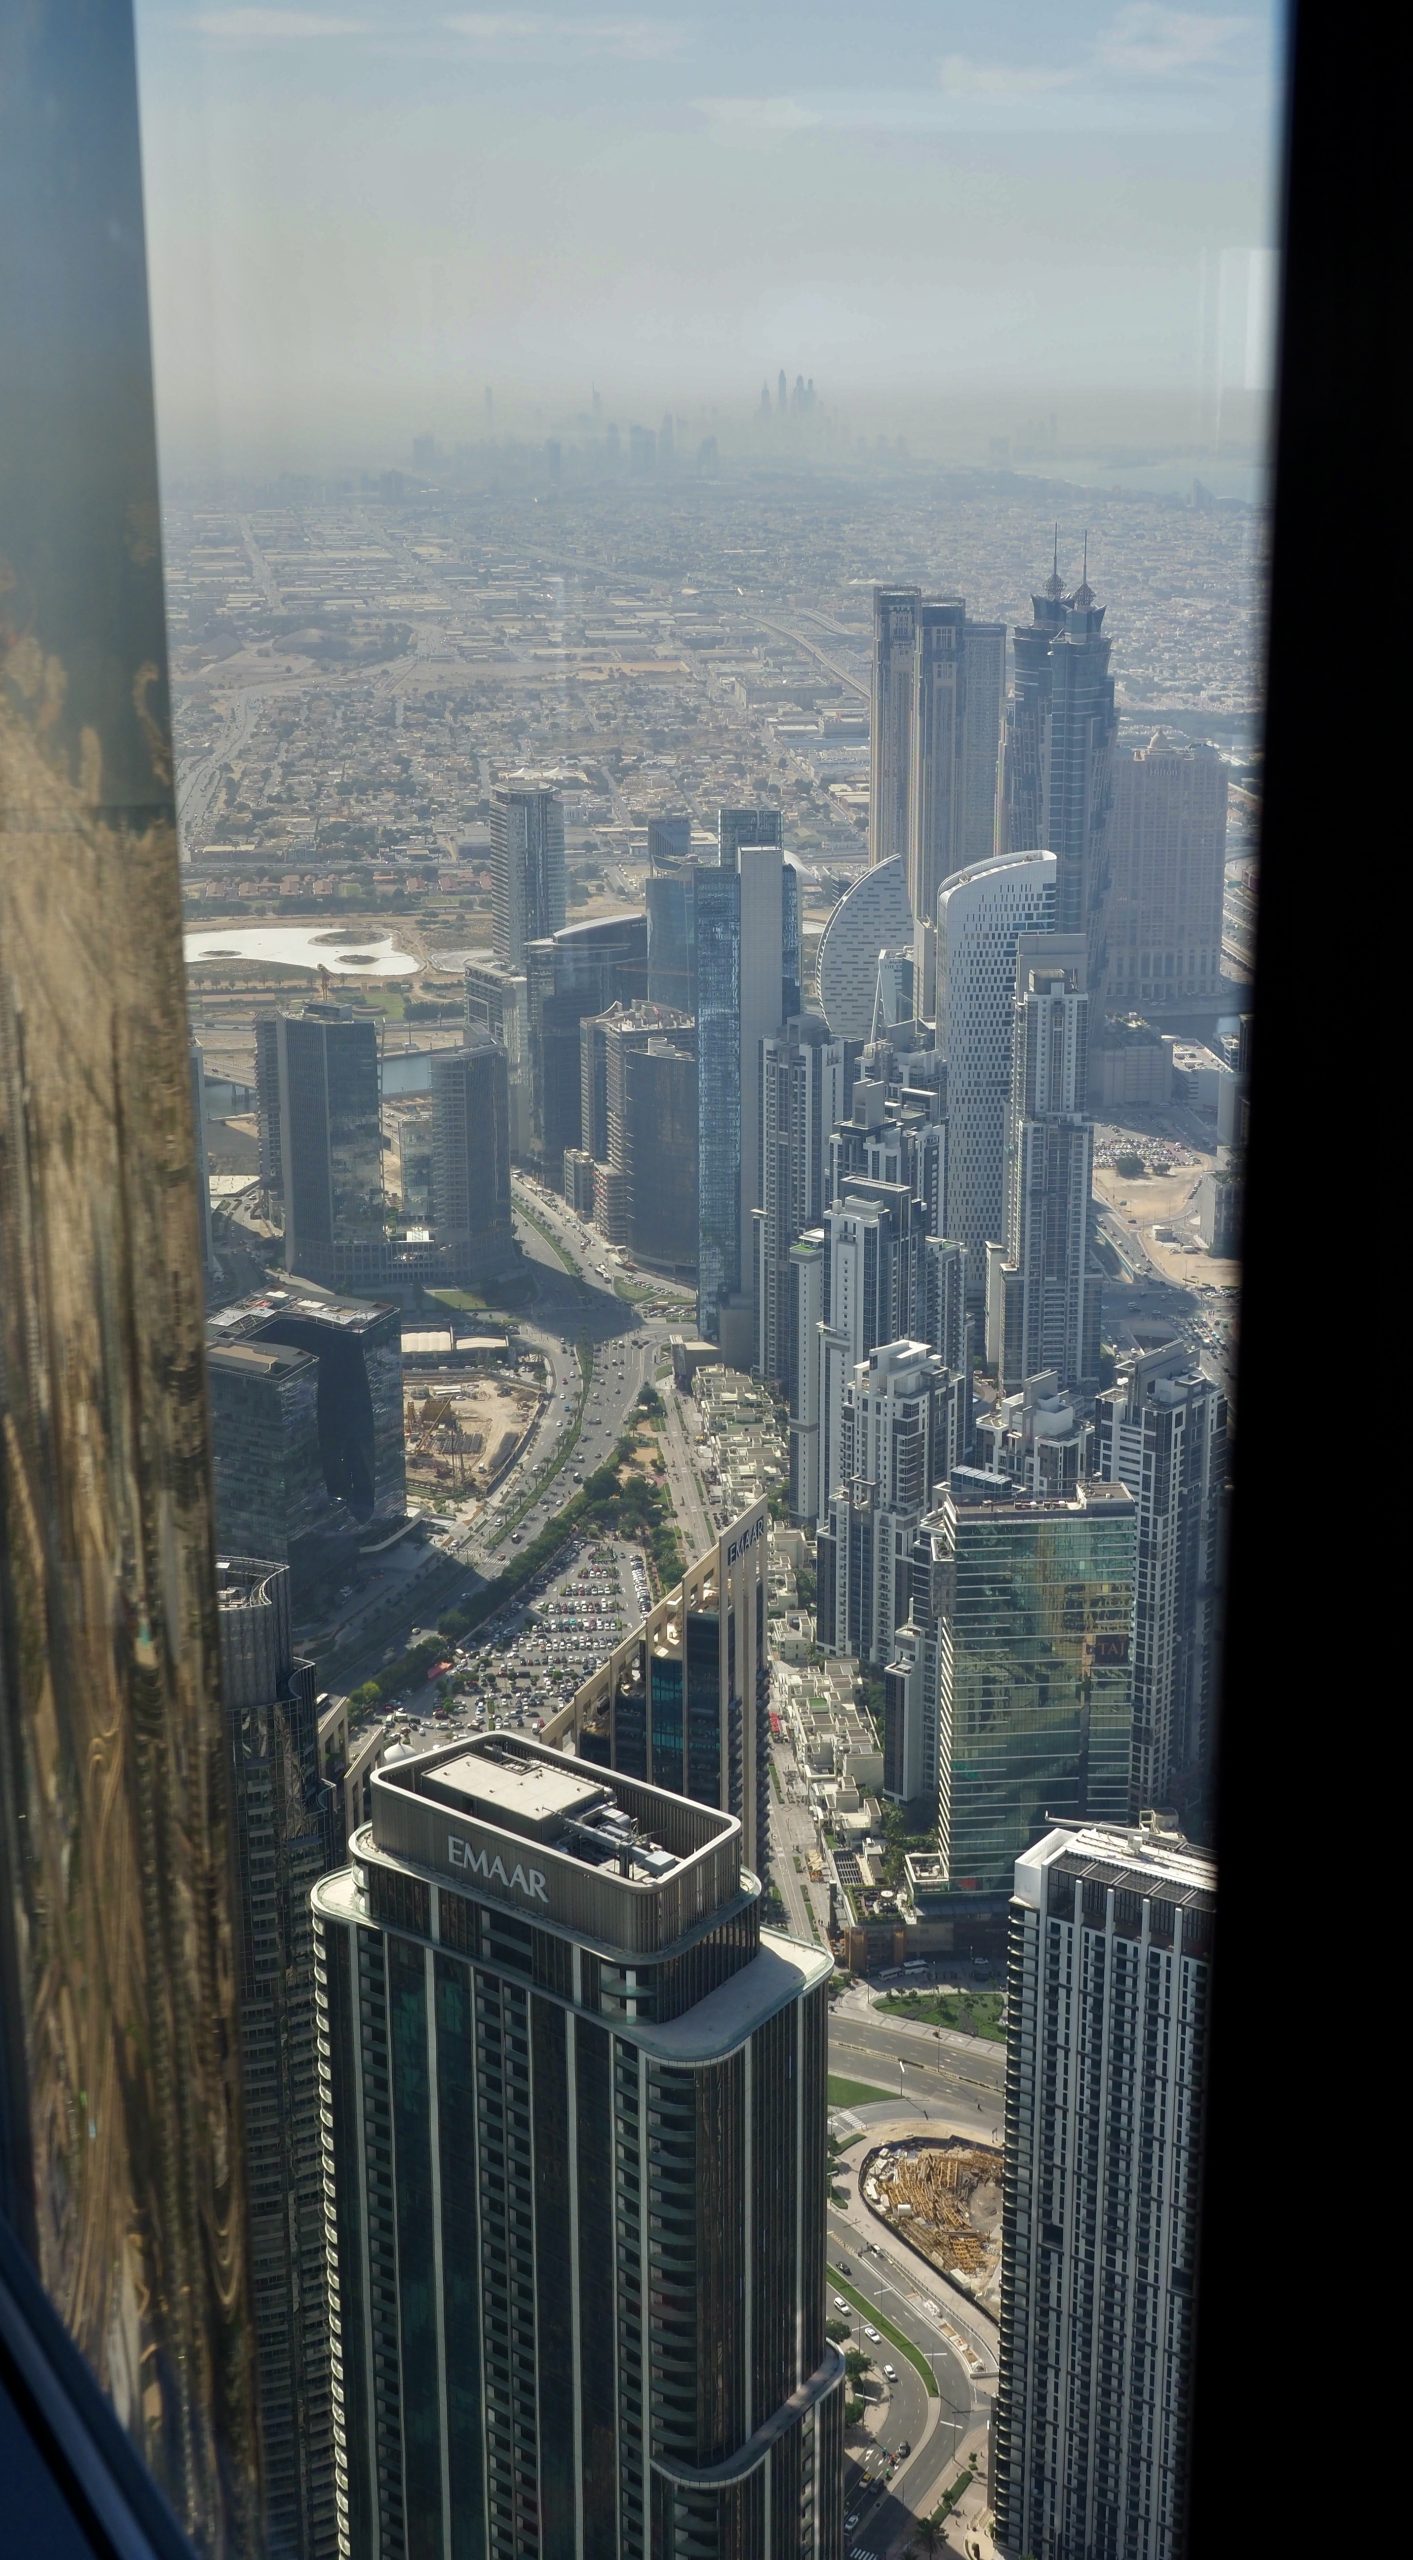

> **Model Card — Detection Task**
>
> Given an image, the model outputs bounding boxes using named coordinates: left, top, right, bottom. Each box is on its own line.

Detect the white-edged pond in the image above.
left=184, top=925, right=421, bottom=978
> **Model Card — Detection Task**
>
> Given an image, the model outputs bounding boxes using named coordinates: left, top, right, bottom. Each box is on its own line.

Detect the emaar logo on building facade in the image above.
left=447, top=1836, right=549, bottom=1903
left=725, top=1514, right=767, bottom=1568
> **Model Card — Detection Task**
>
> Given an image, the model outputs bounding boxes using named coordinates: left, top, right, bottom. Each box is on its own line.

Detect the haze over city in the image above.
left=135, top=0, right=1284, bottom=469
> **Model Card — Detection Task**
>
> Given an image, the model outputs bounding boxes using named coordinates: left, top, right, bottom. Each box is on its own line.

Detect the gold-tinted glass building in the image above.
left=0, top=7, right=259, bottom=2546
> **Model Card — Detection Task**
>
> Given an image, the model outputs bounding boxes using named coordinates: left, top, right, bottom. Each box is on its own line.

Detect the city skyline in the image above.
left=134, top=3, right=1283, bottom=467
left=1, top=8, right=1273, bottom=2548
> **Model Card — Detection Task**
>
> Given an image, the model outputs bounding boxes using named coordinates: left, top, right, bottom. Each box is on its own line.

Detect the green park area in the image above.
left=877, top=1988, right=1006, bottom=2042
left=827, top=2073, right=890, bottom=2111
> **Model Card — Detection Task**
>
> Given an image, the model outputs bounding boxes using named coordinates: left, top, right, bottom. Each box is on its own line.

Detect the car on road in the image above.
left=896, top=2440, right=910, bottom=2458
left=882, top=2362, right=896, bottom=2382
left=863, top=2324, right=881, bottom=2343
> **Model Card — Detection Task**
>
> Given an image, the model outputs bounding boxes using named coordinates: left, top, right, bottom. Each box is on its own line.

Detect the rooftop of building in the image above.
left=941, top=1470, right=1135, bottom=1517
left=1032, top=1814, right=1216, bottom=1910
left=208, top=1285, right=397, bottom=1340
left=374, top=1730, right=734, bottom=1884
left=214, top=1558, right=284, bottom=1605
left=205, top=1334, right=313, bottom=1379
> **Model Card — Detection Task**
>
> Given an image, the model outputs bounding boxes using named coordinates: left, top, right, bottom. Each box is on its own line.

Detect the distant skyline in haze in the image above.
left=134, top=0, right=1285, bottom=469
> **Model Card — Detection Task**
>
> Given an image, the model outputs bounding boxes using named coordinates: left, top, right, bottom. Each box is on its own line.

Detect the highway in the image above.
left=831, top=2005, right=1006, bottom=2133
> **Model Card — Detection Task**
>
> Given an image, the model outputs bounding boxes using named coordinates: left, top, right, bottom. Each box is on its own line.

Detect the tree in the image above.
left=844, top=2347, right=872, bottom=2384
left=844, top=2398, right=865, bottom=2428
left=908, top=2526, right=945, bottom=2558
left=825, top=2316, right=850, bottom=2342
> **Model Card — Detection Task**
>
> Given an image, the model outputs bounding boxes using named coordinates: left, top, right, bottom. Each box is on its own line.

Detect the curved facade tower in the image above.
left=935, top=851, right=1056, bottom=1314
left=815, top=856, right=914, bottom=1041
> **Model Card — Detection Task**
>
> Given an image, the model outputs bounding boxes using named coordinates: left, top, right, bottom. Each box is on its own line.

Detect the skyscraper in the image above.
left=935, top=851, right=1056, bottom=1318
left=1103, top=733, right=1230, bottom=1010
left=620, top=1032, right=697, bottom=1271
left=960, top=618, right=1007, bottom=869
left=429, top=1039, right=514, bottom=1282
left=826, top=1066, right=947, bottom=1244
left=525, top=912, right=648, bottom=1174
left=1049, top=570, right=1118, bottom=962
left=206, top=1290, right=406, bottom=1609
left=753, top=1014, right=855, bottom=1394
left=1094, top=1345, right=1228, bottom=1822
left=545, top=1498, right=774, bottom=1881
left=694, top=859, right=744, bottom=1339
left=1000, top=548, right=1067, bottom=861
left=257, top=1010, right=285, bottom=1193
left=276, top=1007, right=384, bottom=1288
left=815, top=1339, right=967, bottom=1670
left=815, top=854, right=914, bottom=1042
left=994, top=1817, right=1214, bottom=2560
left=1000, top=553, right=1117, bottom=968
left=490, top=779, right=567, bottom=970
left=717, top=803, right=783, bottom=868
left=908, top=596, right=967, bottom=1017
left=0, top=8, right=260, bottom=2527
left=787, top=1230, right=827, bottom=1521
left=217, top=1560, right=343, bottom=2559
left=869, top=586, right=920, bottom=872
left=694, top=840, right=798, bottom=1350
left=314, top=1736, right=844, bottom=2558
left=975, top=1370, right=1092, bottom=1496
left=986, top=934, right=1100, bottom=1395
left=813, top=1181, right=937, bottom=1531
left=578, top=1003, right=696, bottom=1268
left=895, top=1476, right=1135, bottom=1888
left=644, top=867, right=695, bottom=1009
left=646, top=812, right=692, bottom=866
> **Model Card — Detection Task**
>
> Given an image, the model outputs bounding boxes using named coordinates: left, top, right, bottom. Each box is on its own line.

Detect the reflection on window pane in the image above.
left=3, top=1, right=1283, bottom=2554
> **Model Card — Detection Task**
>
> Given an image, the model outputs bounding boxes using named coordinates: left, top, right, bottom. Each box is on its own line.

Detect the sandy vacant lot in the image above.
left=1093, top=1157, right=1240, bottom=1292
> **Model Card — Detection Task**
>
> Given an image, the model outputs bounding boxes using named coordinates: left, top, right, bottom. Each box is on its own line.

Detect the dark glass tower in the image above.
left=429, top=1040, right=514, bottom=1282
left=1000, top=548, right=1117, bottom=971
left=276, top=1009, right=384, bottom=1287
left=217, top=1562, right=344, bottom=2558
left=314, top=1736, right=844, bottom=2559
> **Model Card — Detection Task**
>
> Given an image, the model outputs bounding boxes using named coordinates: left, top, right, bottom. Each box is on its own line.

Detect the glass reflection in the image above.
left=0, top=7, right=259, bottom=2547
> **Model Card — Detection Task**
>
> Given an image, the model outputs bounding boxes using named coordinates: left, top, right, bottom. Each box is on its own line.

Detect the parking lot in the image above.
left=372, top=1537, right=650, bottom=1754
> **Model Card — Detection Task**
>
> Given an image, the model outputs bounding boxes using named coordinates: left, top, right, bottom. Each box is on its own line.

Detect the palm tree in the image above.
left=908, top=2523, right=945, bottom=2558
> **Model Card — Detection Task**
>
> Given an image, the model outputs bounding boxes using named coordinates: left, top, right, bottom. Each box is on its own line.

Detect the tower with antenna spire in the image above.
left=1000, top=535, right=1117, bottom=975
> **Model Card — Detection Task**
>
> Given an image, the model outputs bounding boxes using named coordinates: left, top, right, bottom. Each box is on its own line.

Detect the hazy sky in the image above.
left=133, top=1, right=1286, bottom=465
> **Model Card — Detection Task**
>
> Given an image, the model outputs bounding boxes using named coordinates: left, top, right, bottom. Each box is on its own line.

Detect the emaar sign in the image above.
left=447, top=1836, right=549, bottom=1904
left=725, top=1514, right=767, bottom=1568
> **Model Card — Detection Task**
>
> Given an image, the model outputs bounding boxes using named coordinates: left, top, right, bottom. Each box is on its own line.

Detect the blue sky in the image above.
left=133, top=2, right=1286, bottom=463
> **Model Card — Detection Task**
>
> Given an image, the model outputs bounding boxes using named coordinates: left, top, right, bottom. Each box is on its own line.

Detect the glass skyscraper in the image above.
left=217, top=1561, right=344, bottom=2558
left=277, top=1009, right=384, bottom=1288
left=928, top=1476, right=1137, bottom=1892
left=490, top=782, right=567, bottom=972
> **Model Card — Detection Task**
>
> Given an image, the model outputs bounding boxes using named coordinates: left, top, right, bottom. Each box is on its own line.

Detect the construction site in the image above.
left=403, top=1369, right=544, bottom=1506
left=861, top=2138, right=1004, bottom=2317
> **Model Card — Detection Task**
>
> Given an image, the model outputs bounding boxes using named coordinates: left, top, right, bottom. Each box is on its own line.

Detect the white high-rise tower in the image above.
left=995, top=1817, right=1214, bottom=2560
left=935, top=850, right=1056, bottom=1318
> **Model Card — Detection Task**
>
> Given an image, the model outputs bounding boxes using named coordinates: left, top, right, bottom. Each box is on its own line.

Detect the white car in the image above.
left=863, top=2324, right=881, bottom=2343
